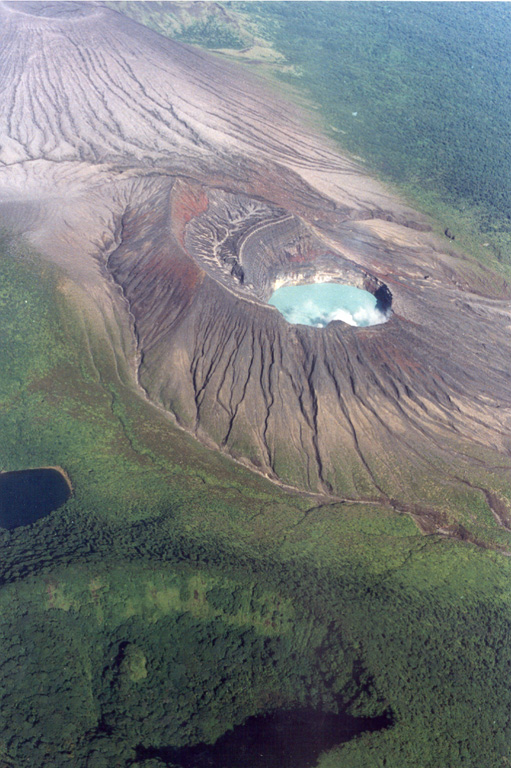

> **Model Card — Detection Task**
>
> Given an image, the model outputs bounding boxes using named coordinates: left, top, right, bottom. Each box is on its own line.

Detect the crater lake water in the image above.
left=268, top=283, right=389, bottom=327
left=0, top=468, right=71, bottom=530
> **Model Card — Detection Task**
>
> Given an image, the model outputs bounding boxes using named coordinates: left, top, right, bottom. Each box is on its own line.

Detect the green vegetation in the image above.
left=106, top=2, right=249, bottom=50
left=1, top=231, right=511, bottom=766
left=176, top=16, right=246, bottom=49
left=232, top=1, right=511, bottom=269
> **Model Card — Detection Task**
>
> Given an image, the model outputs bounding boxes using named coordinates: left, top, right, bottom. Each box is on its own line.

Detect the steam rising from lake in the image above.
left=269, top=283, right=389, bottom=328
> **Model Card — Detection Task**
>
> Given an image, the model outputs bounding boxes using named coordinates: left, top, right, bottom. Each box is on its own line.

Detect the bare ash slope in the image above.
left=1, top=1, right=511, bottom=532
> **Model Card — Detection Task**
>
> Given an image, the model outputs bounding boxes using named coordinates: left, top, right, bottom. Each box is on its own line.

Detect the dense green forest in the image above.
left=234, top=2, right=511, bottom=267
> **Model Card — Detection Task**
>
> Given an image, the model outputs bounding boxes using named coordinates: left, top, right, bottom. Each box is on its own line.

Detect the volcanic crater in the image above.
left=1, top=1, right=511, bottom=533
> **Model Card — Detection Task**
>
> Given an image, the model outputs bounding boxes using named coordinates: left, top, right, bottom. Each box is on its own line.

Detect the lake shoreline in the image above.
left=0, top=465, right=73, bottom=494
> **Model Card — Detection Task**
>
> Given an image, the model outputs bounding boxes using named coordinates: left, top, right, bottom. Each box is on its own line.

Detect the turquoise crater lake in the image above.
left=268, top=283, right=389, bottom=327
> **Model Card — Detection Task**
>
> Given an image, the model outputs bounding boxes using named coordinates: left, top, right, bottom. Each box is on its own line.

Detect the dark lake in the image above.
left=137, top=706, right=392, bottom=768
left=0, top=468, right=71, bottom=530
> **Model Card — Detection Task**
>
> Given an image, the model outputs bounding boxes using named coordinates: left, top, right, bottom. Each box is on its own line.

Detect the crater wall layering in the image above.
left=1, top=1, right=511, bottom=533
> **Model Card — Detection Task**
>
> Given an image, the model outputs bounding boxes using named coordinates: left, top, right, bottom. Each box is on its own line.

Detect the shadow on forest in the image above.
left=136, top=706, right=393, bottom=768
